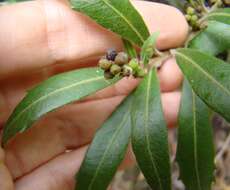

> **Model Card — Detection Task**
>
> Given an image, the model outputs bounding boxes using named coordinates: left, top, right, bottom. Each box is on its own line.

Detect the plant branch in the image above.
left=215, top=132, right=230, bottom=163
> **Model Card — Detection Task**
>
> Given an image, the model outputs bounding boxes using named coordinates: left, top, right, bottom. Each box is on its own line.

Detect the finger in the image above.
left=15, top=146, right=88, bottom=190
left=5, top=91, right=181, bottom=179
left=0, top=0, right=188, bottom=79
left=0, top=57, right=182, bottom=125
left=0, top=146, right=14, bottom=190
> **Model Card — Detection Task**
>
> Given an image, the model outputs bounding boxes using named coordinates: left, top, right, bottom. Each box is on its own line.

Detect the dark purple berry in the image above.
left=106, top=49, right=117, bottom=61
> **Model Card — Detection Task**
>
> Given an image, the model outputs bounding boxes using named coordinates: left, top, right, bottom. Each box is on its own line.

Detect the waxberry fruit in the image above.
left=110, top=64, right=121, bottom=75
left=128, top=59, right=139, bottom=71
left=136, top=68, right=145, bottom=78
left=99, top=58, right=113, bottom=70
left=122, top=65, right=132, bottom=77
left=186, top=7, right=195, bottom=15
left=115, top=52, right=129, bottom=66
left=104, top=71, right=114, bottom=79
left=106, top=49, right=117, bottom=61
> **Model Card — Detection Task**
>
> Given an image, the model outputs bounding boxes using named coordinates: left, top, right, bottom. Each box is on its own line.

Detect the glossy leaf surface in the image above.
left=3, top=68, right=119, bottom=145
left=202, top=8, right=230, bottom=25
left=176, top=80, right=215, bottom=190
left=175, top=48, right=230, bottom=122
left=76, top=93, right=133, bottom=190
left=189, top=21, right=230, bottom=55
left=70, top=0, right=150, bottom=47
left=131, top=68, right=171, bottom=190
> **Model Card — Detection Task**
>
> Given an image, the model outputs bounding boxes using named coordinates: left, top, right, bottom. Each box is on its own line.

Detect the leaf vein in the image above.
left=144, top=70, right=163, bottom=190
left=88, top=111, right=130, bottom=189
left=176, top=52, right=230, bottom=96
left=7, top=76, right=105, bottom=129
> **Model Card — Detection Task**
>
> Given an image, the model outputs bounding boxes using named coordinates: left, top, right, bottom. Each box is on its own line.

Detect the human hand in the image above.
left=0, top=0, right=188, bottom=189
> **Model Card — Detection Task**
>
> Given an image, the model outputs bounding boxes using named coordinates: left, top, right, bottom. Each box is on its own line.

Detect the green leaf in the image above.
left=131, top=68, right=171, bottom=190
left=75, top=93, right=133, bottom=190
left=122, top=39, right=137, bottom=58
left=176, top=80, right=215, bottom=190
left=141, top=32, right=160, bottom=65
left=189, top=21, right=230, bottom=55
left=70, top=0, right=150, bottom=47
left=201, top=8, right=230, bottom=25
left=175, top=48, right=230, bottom=122
left=2, top=68, right=119, bottom=145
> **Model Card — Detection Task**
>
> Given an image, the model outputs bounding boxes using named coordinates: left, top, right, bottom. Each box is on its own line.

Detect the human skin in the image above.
left=0, top=0, right=188, bottom=189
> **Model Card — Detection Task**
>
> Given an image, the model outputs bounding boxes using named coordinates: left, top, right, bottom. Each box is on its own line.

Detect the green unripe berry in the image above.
left=136, top=68, right=146, bottom=78
left=185, top=14, right=192, bottom=21
left=99, top=58, right=112, bottom=70
left=104, top=71, right=114, bottom=79
left=128, top=59, right=139, bottom=71
left=110, top=64, right=121, bottom=75
left=186, top=7, right=195, bottom=15
left=122, top=65, right=132, bottom=77
left=115, top=52, right=129, bottom=66
left=191, top=15, right=198, bottom=22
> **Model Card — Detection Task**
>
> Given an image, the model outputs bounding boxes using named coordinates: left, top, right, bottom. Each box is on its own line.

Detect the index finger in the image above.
left=0, top=0, right=188, bottom=79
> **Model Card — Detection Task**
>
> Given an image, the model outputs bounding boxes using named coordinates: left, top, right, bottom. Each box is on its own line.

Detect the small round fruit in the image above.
left=186, top=7, right=195, bottom=15
left=185, top=14, right=192, bottom=21
left=98, top=58, right=113, bottom=70
left=115, top=52, right=129, bottom=66
left=128, top=59, right=139, bottom=71
left=191, top=15, right=198, bottom=22
left=110, top=64, right=121, bottom=75
left=136, top=68, right=146, bottom=78
left=106, top=49, right=117, bottom=61
left=104, top=71, right=114, bottom=79
left=122, top=65, right=132, bottom=77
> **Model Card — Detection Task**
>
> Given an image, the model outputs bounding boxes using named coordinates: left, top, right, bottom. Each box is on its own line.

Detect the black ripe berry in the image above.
left=106, top=49, right=117, bottom=61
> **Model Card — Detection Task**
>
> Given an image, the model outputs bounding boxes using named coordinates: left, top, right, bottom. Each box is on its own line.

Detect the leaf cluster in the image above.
left=2, top=0, right=230, bottom=190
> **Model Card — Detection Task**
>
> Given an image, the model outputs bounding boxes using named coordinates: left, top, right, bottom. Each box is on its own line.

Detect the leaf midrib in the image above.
left=144, top=70, right=163, bottom=190
left=101, top=0, right=145, bottom=44
left=6, top=76, right=105, bottom=129
left=176, top=51, right=230, bottom=96
left=88, top=111, right=130, bottom=189
left=192, top=91, right=202, bottom=190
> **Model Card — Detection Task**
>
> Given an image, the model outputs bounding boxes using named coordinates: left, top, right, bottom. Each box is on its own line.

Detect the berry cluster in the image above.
left=98, top=49, right=146, bottom=79
left=185, top=7, right=200, bottom=30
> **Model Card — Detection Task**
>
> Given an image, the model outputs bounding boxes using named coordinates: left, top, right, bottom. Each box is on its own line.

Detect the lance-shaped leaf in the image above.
left=131, top=68, right=171, bottom=190
left=175, top=48, right=230, bottom=122
left=2, top=68, right=119, bottom=145
left=70, top=0, right=150, bottom=47
left=141, top=32, right=160, bottom=65
left=176, top=80, right=215, bottom=190
left=75, top=93, right=133, bottom=190
left=200, top=8, right=230, bottom=25
left=189, top=21, right=230, bottom=55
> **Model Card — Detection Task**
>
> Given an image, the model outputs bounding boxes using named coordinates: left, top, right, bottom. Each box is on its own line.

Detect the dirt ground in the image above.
left=111, top=114, right=230, bottom=190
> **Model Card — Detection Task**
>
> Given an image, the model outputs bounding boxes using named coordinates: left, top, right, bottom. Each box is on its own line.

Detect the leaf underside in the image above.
left=75, top=93, right=133, bottom=190
left=2, top=68, right=120, bottom=145
left=70, top=0, right=150, bottom=47
left=175, top=48, right=230, bottom=122
left=176, top=80, right=215, bottom=190
left=131, top=68, right=171, bottom=190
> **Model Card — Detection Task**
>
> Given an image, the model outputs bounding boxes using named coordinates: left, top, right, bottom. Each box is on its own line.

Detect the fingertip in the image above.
left=132, top=0, right=189, bottom=49
left=158, top=58, right=183, bottom=92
